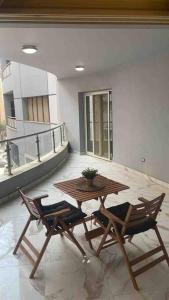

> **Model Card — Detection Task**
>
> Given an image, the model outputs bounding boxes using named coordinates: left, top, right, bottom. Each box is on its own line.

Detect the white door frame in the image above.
left=84, top=90, right=112, bottom=160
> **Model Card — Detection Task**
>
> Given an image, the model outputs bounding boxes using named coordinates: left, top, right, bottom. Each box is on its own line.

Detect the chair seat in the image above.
left=93, top=202, right=157, bottom=235
left=41, top=200, right=87, bottom=226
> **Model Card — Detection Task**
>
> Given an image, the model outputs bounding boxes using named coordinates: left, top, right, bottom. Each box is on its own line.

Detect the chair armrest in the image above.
left=138, top=197, right=162, bottom=212
left=44, top=208, right=70, bottom=218
left=32, top=194, right=49, bottom=201
left=138, top=197, right=149, bottom=204
left=100, top=208, right=125, bottom=226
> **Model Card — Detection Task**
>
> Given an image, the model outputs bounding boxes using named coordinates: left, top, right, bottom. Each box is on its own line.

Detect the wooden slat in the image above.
left=104, top=238, right=114, bottom=244
left=130, top=246, right=162, bottom=266
left=129, top=214, right=146, bottom=221
left=133, top=255, right=165, bottom=277
left=19, top=244, right=36, bottom=265
left=85, top=227, right=105, bottom=240
left=22, top=236, right=40, bottom=258
left=131, top=207, right=147, bottom=215
left=127, top=219, right=148, bottom=228
left=130, top=208, right=147, bottom=220
left=85, top=215, right=95, bottom=222
left=1, top=8, right=169, bottom=24
left=102, top=240, right=118, bottom=249
left=54, top=175, right=129, bottom=203
left=149, top=204, right=160, bottom=213
left=2, top=0, right=169, bottom=11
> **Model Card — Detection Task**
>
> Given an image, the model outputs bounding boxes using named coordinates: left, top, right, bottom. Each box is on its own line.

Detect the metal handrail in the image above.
left=0, top=122, right=65, bottom=144
left=0, top=122, right=66, bottom=176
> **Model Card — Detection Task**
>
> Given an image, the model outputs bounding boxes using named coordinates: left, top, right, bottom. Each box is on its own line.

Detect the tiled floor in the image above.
left=0, top=154, right=169, bottom=300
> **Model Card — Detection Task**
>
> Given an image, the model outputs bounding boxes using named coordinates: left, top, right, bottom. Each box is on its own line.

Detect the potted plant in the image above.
left=82, top=168, right=98, bottom=187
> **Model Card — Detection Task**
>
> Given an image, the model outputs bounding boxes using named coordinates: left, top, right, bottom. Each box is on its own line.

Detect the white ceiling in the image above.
left=0, top=26, right=169, bottom=79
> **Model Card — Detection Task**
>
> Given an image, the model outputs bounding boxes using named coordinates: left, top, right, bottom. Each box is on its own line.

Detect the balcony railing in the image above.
left=7, top=116, right=16, bottom=129
left=0, top=122, right=66, bottom=176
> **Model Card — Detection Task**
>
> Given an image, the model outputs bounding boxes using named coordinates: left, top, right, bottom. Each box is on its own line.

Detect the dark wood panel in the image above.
left=1, top=0, right=169, bottom=10
left=1, top=0, right=169, bottom=24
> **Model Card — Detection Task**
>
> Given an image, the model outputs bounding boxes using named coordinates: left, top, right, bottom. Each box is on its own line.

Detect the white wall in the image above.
left=3, top=62, right=58, bottom=124
left=19, top=64, right=48, bottom=98
left=47, top=72, right=58, bottom=124
left=57, top=53, right=169, bottom=182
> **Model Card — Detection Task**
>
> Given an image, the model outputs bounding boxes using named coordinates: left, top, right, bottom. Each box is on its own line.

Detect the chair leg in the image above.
left=29, top=233, right=52, bottom=279
left=115, top=229, right=139, bottom=291
left=96, top=222, right=112, bottom=256
left=154, top=226, right=169, bottom=266
left=128, top=235, right=134, bottom=243
left=13, top=216, right=31, bottom=255
left=60, top=220, right=87, bottom=257
left=66, top=228, right=87, bottom=257
left=82, top=220, right=93, bottom=250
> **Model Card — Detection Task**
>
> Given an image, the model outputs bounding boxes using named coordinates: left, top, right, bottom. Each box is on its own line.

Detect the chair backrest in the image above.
left=121, top=193, right=165, bottom=235
left=18, top=188, right=42, bottom=220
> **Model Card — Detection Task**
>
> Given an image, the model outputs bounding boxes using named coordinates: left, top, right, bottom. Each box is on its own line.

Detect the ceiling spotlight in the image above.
left=22, top=45, right=38, bottom=54
left=75, top=65, right=85, bottom=71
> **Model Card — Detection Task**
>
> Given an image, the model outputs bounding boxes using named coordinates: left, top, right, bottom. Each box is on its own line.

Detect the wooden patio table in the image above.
left=54, top=175, right=129, bottom=210
left=54, top=175, right=129, bottom=248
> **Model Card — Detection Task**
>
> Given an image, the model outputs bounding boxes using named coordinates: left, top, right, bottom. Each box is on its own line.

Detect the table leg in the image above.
left=83, top=220, right=93, bottom=249
left=99, top=195, right=107, bottom=208
left=93, top=196, right=107, bottom=226
left=77, top=202, right=82, bottom=209
left=77, top=201, right=93, bottom=249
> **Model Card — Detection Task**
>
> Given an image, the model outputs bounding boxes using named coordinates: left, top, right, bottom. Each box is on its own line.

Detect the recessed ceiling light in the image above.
left=22, top=45, right=38, bottom=54
left=75, top=65, right=85, bottom=71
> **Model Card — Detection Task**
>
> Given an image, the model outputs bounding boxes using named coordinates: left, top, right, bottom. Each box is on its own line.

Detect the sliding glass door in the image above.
left=85, top=91, right=112, bottom=160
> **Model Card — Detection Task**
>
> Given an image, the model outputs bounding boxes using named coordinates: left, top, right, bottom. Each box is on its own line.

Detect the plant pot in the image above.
left=86, top=178, right=94, bottom=187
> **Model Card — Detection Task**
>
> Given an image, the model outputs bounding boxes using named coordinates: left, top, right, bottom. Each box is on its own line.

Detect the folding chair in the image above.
left=13, top=188, right=89, bottom=278
left=93, top=193, right=169, bottom=290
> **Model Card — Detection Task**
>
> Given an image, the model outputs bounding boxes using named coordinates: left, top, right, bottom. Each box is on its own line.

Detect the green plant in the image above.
left=82, top=168, right=98, bottom=179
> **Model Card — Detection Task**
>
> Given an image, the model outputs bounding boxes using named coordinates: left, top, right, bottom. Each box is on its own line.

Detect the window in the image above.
left=10, top=99, right=15, bottom=118
left=2, top=62, right=11, bottom=80
left=26, top=96, right=50, bottom=123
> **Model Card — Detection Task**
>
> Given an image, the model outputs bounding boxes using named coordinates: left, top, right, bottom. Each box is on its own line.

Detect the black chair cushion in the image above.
left=40, top=200, right=87, bottom=226
left=126, top=218, right=157, bottom=235
left=93, top=202, right=157, bottom=235
left=93, top=202, right=130, bottom=227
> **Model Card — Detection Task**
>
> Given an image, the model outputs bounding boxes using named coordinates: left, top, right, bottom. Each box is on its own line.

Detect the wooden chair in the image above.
left=13, top=188, right=89, bottom=278
left=92, top=193, right=169, bottom=290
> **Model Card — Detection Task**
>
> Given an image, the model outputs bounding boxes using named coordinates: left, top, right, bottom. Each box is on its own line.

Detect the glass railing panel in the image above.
left=10, top=135, right=37, bottom=170
left=0, top=122, right=65, bottom=177
left=38, top=131, right=53, bottom=157
left=54, top=127, right=62, bottom=150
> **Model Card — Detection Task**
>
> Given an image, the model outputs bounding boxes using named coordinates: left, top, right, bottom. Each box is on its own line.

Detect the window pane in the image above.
left=86, top=96, right=93, bottom=152
left=32, top=97, right=38, bottom=121
left=37, top=97, right=43, bottom=122
left=93, top=94, right=109, bottom=158
left=43, top=96, right=50, bottom=123
left=28, top=98, right=33, bottom=121
left=26, top=95, right=50, bottom=123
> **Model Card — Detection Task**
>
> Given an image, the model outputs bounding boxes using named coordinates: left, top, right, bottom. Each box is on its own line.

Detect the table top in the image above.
left=54, top=175, right=129, bottom=203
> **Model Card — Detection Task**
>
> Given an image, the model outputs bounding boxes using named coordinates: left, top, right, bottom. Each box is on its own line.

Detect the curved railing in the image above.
left=0, top=122, right=66, bottom=176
